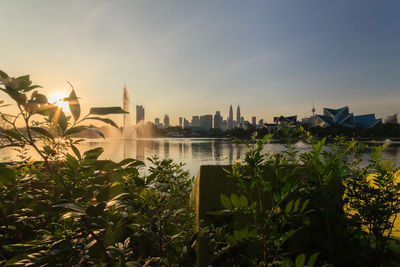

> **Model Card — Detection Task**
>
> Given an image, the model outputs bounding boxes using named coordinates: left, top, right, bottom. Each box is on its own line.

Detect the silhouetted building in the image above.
left=236, top=105, right=241, bottom=127
left=179, top=117, right=183, bottom=127
left=228, top=105, right=234, bottom=129
left=258, top=119, right=264, bottom=126
left=274, top=115, right=298, bottom=125
left=164, top=115, right=170, bottom=127
left=385, top=114, right=398, bottom=124
left=192, top=116, right=200, bottom=127
left=183, top=118, right=189, bottom=128
left=200, top=115, right=213, bottom=131
left=154, top=118, right=160, bottom=127
left=315, top=106, right=382, bottom=128
left=252, top=116, right=256, bottom=126
left=214, top=111, right=222, bottom=129
left=221, top=120, right=228, bottom=131
left=136, top=105, right=145, bottom=124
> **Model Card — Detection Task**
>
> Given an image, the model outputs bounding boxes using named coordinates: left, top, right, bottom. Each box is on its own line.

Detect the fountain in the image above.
left=122, top=84, right=131, bottom=158
left=122, top=83, right=130, bottom=140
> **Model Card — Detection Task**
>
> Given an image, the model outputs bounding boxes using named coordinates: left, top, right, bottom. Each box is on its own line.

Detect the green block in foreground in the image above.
left=191, top=164, right=347, bottom=266
left=191, top=165, right=236, bottom=266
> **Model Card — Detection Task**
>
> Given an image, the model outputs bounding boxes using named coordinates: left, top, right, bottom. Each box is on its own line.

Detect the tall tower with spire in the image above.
left=236, top=105, right=241, bottom=127
left=228, top=105, right=234, bottom=129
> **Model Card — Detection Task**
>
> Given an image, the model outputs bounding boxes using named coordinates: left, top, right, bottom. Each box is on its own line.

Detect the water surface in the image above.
left=2, top=138, right=400, bottom=176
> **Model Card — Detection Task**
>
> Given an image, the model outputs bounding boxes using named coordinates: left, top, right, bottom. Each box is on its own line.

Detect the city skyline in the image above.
left=1, top=1, right=399, bottom=126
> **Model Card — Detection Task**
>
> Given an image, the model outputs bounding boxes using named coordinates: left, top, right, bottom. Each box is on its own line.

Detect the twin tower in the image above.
left=227, top=105, right=241, bottom=130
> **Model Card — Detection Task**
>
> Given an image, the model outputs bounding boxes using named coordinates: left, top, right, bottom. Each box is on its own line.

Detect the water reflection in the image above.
left=1, top=138, right=400, bottom=176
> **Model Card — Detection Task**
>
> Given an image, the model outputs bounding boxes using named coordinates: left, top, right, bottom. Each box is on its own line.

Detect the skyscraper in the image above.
left=164, top=115, right=170, bottom=127
left=200, top=115, right=213, bottom=130
left=136, top=105, right=145, bottom=124
left=155, top=118, right=160, bottom=127
left=236, top=105, right=241, bottom=126
left=252, top=116, right=256, bottom=126
left=179, top=117, right=183, bottom=128
left=214, top=111, right=222, bottom=129
left=228, top=105, right=234, bottom=129
left=192, top=116, right=200, bottom=127
left=183, top=118, right=189, bottom=128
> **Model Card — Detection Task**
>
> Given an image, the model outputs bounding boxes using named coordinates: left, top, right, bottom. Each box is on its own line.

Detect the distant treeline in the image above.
left=4, top=123, right=398, bottom=140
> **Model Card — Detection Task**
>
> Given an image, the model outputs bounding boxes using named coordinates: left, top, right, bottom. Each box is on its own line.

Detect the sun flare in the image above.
left=48, top=92, right=70, bottom=112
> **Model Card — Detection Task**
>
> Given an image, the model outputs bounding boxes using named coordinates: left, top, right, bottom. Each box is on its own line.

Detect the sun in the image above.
left=48, top=92, right=70, bottom=112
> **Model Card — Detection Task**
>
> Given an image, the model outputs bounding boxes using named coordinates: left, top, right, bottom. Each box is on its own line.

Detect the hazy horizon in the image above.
left=1, top=0, right=399, bottom=125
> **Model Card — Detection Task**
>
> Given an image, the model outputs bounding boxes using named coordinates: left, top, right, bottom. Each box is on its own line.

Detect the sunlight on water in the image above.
left=2, top=138, right=400, bottom=176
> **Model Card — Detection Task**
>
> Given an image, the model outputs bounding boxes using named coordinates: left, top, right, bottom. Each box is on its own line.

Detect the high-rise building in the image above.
left=192, top=116, right=200, bottom=127
left=252, top=116, right=256, bottom=126
left=214, top=111, right=222, bottom=129
left=179, top=117, right=183, bottom=128
left=136, top=105, right=145, bottom=124
left=258, top=119, right=264, bottom=126
left=236, top=105, right=241, bottom=126
left=164, top=115, right=170, bottom=127
left=200, top=115, right=213, bottom=130
left=155, top=118, right=160, bottom=126
left=228, top=105, right=234, bottom=129
left=386, top=114, right=398, bottom=124
left=183, top=118, right=189, bottom=128
left=221, top=120, right=228, bottom=131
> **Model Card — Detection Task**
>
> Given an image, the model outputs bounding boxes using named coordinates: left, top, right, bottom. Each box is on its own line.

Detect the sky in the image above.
left=1, top=0, right=399, bottom=125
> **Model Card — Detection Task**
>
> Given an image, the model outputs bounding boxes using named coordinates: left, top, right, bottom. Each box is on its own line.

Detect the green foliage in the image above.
left=0, top=69, right=128, bottom=173
left=201, top=128, right=400, bottom=266
left=205, top=132, right=316, bottom=266
left=0, top=70, right=195, bottom=266
left=345, top=144, right=400, bottom=256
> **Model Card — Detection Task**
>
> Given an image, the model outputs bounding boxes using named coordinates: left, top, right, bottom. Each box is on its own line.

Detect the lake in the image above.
left=2, top=138, right=400, bottom=176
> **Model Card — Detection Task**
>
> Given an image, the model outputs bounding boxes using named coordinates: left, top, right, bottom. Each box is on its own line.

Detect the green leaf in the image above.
left=295, top=253, right=306, bottom=267
left=240, top=195, right=248, bottom=208
left=58, top=110, right=68, bottom=131
left=307, top=252, right=320, bottom=267
left=3, top=254, right=29, bottom=266
left=231, top=193, right=241, bottom=209
left=71, top=144, right=81, bottom=160
left=281, top=258, right=292, bottom=267
left=89, top=106, right=128, bottom=115
left=86, top=116, right=119, bottom=129
left=125, top=262, right=142, bottom=267
left=30, top=127, right=53, bottom=139
left=285, top=200, right=294, bottom=214
left=4, top=130, right=23, bottom=141
left=26, top=85, right=42, bottom=92
left=300, top=199, right=310, bottom=213
left=0, top=69, right=8, bottom=78
left=83, top=147, right=104, bottom=159
left=53, top=203, right=86, bottom=213
left=34, top=93, right=47, bottom=104
left=68, top=89, right=80, bottom=121
left=293, top=198, right=301, bottom=212
left=16, top=75, right=31, bottom=91
left=65, top=126, right=87, bottom=136
left=66, top=154, right=79, bottom=169
left=220, top=194, right=232, bottom=210
left=60, top=211, right=85, bottom=220
left=263, top=133, right=274, bottom=143
left=0, top=167, right=16, bottom=185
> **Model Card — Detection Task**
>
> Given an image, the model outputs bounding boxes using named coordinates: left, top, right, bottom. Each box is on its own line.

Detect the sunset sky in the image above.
left=1, top=0, right=399, bottom=125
